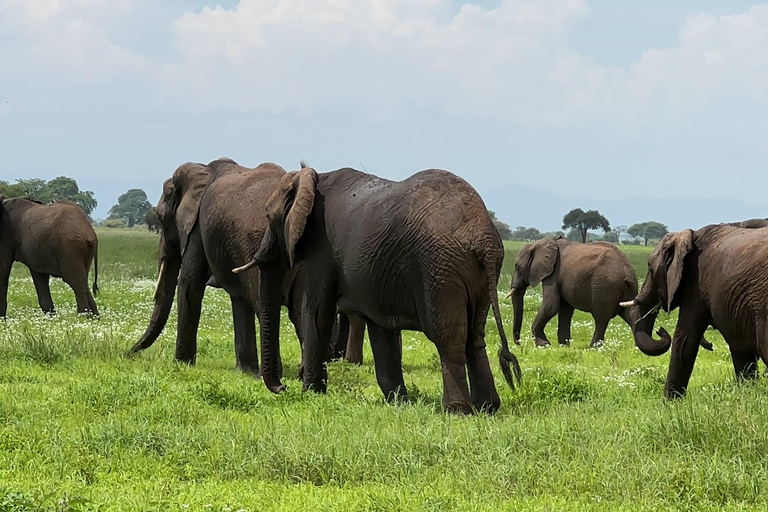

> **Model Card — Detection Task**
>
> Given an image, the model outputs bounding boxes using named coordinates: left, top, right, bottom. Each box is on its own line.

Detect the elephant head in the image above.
left=620, top=229, right=694, bottom=356
left=508, top=238, right=559, bottom=343
left=232, top=163, right=318, bottom=389
left=130, top=162, right=212, bottom=353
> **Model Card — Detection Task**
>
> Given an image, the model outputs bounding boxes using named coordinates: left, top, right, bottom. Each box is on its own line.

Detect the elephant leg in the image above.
left=174, top=235, right=208, bottom=365
left=430, top=312, right=473, bottom=414
left=466, top=308, right=501, bottom=413
left=288, top=302, right=306, bottom=381
left=531, top=287, right=559, bottom=347
left=730, top=348, right=759, bottom=381
left=0, top=261, right=10, bottom=318
left=345, top=315, right=366, bottom=365
left=557, top=300, right=574, bottom=346
left=61, top=266, right=95, bottom=316
left=301, top=301, right=335, bottom=393
left=367, top=322, right=407, bottom=403
left=590, top=314, right=610, bottom=348
left=30, top=270, right=55, bottom=315
left=230, top=296, right=259, bottom=376
left=664, top=308, right=708, bottom=399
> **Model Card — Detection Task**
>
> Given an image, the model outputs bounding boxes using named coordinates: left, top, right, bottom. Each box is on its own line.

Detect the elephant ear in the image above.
left=529, top=238, right=558, bottom=287
left=284, top=166, right=318, bottom=267
left=172, top=162, right=212, bottom=255
left=661, top=229, right=694, bottom=311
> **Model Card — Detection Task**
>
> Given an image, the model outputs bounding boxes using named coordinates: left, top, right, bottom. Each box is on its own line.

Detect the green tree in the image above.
left=612, top=225, right=628, bottom=244
left=0, top=177, right=96, bottom=215
left=562, top=208, right=611, bottom=243
left=109, top=189, right=152, bottom=228
left=488, top=210, right=513, bottom=240
left=628, top=221, right=669, bottom=246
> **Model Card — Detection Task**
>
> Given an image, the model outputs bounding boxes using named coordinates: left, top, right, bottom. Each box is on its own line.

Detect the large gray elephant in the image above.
left=128, top=158, right=358, bottom=390
left=0, top=197, right=99, bottom=317
left=507, top=238, right=637, bottom=347
left=234, top=164, right=521, bottom=414
left=620, top=224, right=768, bottom=398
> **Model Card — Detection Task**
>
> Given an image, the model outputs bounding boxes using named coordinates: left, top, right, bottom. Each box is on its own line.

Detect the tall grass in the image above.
left=0, top=230, right=765, bottom=511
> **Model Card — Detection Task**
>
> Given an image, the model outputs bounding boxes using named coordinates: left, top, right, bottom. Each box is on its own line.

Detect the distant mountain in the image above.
left=481, top=184, right=767, bottom=232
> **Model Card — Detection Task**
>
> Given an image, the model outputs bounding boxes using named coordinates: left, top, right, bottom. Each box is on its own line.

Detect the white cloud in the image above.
left=3, top=0, right=768, bottom=138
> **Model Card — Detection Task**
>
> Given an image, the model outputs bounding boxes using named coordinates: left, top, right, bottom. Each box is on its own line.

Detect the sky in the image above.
left=1, top=0, right=767, bottom=227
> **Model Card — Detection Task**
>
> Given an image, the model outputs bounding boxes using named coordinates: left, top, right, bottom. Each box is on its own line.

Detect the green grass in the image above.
left=1, top=230, right=766, bottom=511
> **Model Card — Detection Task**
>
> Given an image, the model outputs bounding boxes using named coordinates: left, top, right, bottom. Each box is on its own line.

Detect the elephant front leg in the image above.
left=301, top=301, right=335, bottom=394
left=0, top=261, right=10, bottom=318
left=367, top=322, right=407, bottom=403
left=531, top=287, right=559, bottom=347
left=174, top=238, right=208, bottom=365
left=345, top=315, right=366, bottom=365
left=557, top=300, right=574, bottom=346
left=230, top=296, right=259, bottom=377
left=664, top=309, right=707, bottom=399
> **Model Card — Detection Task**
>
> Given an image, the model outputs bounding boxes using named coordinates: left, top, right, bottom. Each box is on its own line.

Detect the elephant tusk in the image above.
left=153, top=261, right=166, bottom=301
left=232, top=259, right=258, bottom=274
left=619, top=299, right=637, bottom=308
left=505, top=288, right=515, bottom=299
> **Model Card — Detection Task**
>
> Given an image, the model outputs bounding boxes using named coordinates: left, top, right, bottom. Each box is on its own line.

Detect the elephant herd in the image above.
left=2, top=161, right=768, bottom=412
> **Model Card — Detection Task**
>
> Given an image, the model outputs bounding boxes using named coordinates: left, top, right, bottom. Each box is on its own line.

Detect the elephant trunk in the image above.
left=258, top=265, right=286, bottom=394
left=511, top=287, right=526, bottom=345
left=128, top=255, right=181, bottom=354
left=630, top=302, right=672, bottom=356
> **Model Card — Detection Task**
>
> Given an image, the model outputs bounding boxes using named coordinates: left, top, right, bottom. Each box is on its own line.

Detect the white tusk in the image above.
left=153, top=261, right=166, bottom=300
left=619, top=300, right=637, bottom=308
left=505, top=288, right=515, bottom=299
left=232, top=259, right=258, bottom=274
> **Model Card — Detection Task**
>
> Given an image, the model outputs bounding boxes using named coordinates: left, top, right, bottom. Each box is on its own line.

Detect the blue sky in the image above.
left=1, top=0, right=766, bottom=228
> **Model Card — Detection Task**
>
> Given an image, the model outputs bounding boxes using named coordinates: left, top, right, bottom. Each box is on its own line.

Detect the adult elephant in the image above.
left=0, top=197, right=99, bottom=317
left=234, top=164, right=521, bottom=414
left=620, top=224, right=768, bottom=398
left=726, top=218, right=768, bottom=228
left=128, top=158, right=357, bottom=390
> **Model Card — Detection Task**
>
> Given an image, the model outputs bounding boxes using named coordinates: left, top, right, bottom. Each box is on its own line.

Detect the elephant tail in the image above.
left=92, top=240, right=100, bottom=297
left=483, top=252, right=521, bottom=392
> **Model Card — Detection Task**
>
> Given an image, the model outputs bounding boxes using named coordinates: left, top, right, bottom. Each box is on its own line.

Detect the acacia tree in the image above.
left=628, top=221, right=668, bottom=246
left=488, top=210, right=513, bottom=240
left=613, top=225, right=628, bottom=244
left=109, top=189, right=151, bottom=228
left=562, top=208, right=611, bottom=243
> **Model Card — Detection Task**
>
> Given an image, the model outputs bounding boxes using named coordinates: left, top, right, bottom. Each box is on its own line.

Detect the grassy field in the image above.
left=1, top=229, right=767, bottom=511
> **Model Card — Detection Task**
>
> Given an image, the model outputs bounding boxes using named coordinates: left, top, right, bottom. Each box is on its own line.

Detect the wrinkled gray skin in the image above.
left=128, top=158, right=359, bottom=390
left=235, top=165, right=520, bottom=414
left=622, top=224, right=768, bottom=398
left=0, top=197, right=99, bottom=317
left=509, top=238, right=637, bottom=347
left=726, top=218, right=768, bottom=229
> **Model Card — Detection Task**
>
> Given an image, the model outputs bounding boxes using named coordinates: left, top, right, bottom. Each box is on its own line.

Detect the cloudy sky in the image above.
left=1, top=0, right=766, bottom=224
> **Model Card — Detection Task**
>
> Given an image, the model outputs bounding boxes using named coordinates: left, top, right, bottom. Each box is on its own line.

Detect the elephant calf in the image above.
left=0, top=196, right=99, bottom=317
left=508, top=237, right=637, bottom=347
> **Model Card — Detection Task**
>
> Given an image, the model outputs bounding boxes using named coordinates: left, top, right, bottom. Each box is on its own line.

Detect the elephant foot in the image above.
left=559, top=340, right=571, bottom=347
left=590, top=340, right=604, bottom=348
left=472, top=396, right=501, bottom=415
left=302, top=379, right=328, bottom=394
left=442, top=399, right=474, bottom=415
left=534, top=338, right=551, bottom=348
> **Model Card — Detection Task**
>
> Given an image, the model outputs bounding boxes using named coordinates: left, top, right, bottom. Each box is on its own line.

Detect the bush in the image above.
left=101, top=218, right=126, bottom=228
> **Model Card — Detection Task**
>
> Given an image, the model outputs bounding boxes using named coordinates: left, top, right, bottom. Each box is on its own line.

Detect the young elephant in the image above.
left=235, top=165, right=521, bottom=414
left=0, top=196, right=99, bottom=317
left=621, top=225, right=768, bottom=398
left=507, top=238, right=637, bottom=347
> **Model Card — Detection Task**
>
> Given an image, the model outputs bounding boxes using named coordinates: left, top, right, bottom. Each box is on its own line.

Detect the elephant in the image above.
left=507, top=237, right=638, bottom=347
left=128, top=158, right=358, bottom=389
left=234, top=164, right=521, bottom=414
left=620, top=224, right=768, bottom=398
left=725, top=218, right=768, bottom=229
left=0, top=196, right=99, bottom=317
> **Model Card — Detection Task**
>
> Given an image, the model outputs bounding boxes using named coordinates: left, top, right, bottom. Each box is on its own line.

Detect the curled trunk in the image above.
left=511, top=287, right=526, bottom=345
left=631, top=304, right=671, bottom=356
left=128, top=255, right=181, bottom=354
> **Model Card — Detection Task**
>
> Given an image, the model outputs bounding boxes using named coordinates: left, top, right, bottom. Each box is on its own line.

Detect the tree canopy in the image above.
left=109, top=189, right=152, bottom=228
left=488, top=210, right=513, bottom=240
left=628, top=221, right=668, bottom=246
left=0, top=176, right=97, bottom=215
left=562, top=208, right=611, bottom=243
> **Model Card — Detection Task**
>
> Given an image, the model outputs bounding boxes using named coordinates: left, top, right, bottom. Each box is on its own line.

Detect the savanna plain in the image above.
left=0, top=229, right=766, bottom=511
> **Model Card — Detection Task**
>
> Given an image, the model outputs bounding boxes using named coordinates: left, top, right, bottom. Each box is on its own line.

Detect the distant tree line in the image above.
left=0, top=177, right=97, bottom=215
left=491, top=207, right=670, bottom=246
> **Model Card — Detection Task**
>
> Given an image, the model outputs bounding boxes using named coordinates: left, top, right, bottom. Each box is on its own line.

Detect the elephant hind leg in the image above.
left=731, top=347, right=759, bottom=381
left=531, top=288, right=559, bottom=347
left=30, top=270, right=55, bottom=315
left=367, top=321, right=407, bottom=403
left=590, top=313, right=611, bottom=347
left=557, top=300, right=574, bottom=346
left=62, top=266, right=97, bottom=316
left=466, top=301, right=501, bottom=414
